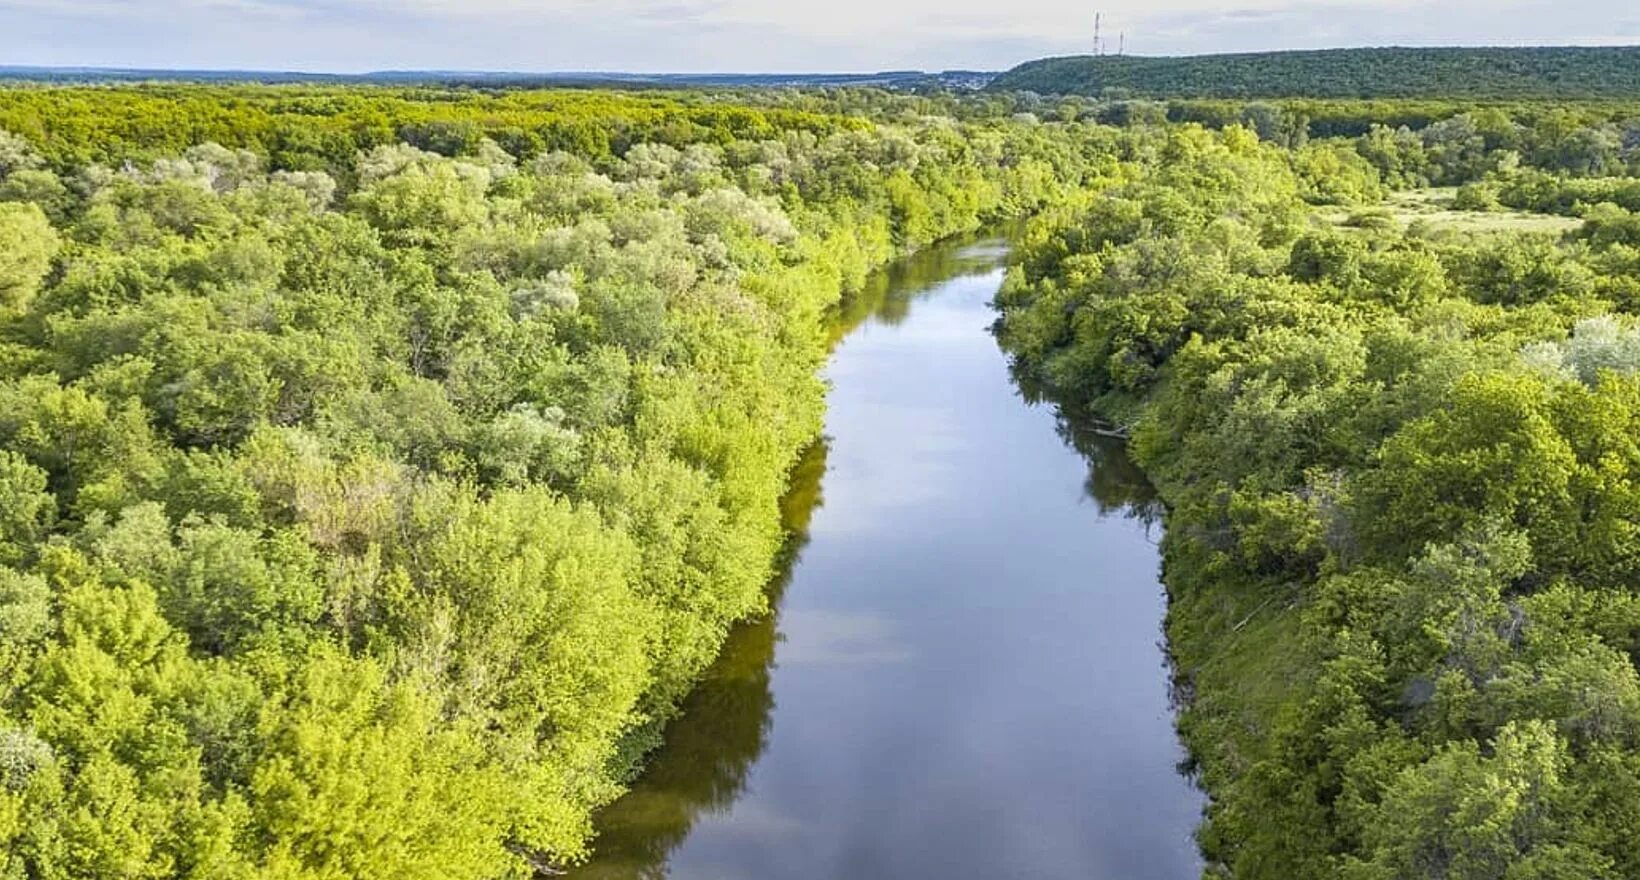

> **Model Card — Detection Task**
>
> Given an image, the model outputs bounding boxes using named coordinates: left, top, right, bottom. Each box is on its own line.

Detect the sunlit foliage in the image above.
left=0, top=85, right=1110, bottom=875
left=998, top=117, right=1640, bottom=877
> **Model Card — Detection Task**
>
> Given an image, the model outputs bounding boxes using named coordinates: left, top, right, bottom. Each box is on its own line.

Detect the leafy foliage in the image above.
left=0, top=85, right=1110, bottom=876
left=998, top=116, right=1640, bottom=877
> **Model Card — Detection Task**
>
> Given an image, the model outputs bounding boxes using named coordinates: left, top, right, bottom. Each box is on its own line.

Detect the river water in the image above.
left=572, top=234, right=1203, bottom=879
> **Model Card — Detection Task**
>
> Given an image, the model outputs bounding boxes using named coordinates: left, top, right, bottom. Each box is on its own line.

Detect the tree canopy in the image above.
left=992, top=47, right=1640, bottom=100
left=0, top=84, right=1112, bottom=876
left=998, top=109, right=1640, bottom=877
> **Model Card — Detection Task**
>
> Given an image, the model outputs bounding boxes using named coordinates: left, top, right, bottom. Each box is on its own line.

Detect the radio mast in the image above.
left=1094, top=12, right=1102, bottom=56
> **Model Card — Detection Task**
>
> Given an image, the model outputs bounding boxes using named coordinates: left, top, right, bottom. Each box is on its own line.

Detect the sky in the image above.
left=1, top=0, right=1636, bottom=74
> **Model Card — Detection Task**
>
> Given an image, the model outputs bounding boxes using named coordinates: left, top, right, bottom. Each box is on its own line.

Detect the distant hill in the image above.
left=989, top=46, right=1640, bottom=99
left=0, top=66, right=995, bottom=91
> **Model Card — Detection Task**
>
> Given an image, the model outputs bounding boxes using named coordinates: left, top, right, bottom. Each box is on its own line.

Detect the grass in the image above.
left=1319, top=187, right=1583, bottom=236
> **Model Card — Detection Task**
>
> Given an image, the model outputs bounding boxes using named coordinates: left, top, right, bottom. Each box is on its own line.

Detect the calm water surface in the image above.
left=573, top=235, right=1203, bottom=879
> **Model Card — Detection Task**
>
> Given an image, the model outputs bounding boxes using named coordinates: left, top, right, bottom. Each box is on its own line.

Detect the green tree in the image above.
left=1344, top=722, right=1610, bottom=880
left=0, top=202, right=58, bottom=314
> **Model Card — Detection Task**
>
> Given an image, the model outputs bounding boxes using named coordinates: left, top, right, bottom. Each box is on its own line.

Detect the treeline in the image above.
left=991, top=46, right=1640, bottom=100
left=998, top=121, right=1640, bottom=876
left=967, top=92, right=1640, bottom=199
left=0, top=87, right=1111, bottom=878
left=1163, top=99, right=1640, bottom=147
left=0, top=85, right=869, bottom=171
left=0, top=68, right=981, bottom=90
left=1092, top=98, right=1640, bottom=211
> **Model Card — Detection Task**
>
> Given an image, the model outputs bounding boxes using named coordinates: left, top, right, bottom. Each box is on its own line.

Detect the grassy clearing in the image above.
left=1319, top=187, right=1583, bottom=235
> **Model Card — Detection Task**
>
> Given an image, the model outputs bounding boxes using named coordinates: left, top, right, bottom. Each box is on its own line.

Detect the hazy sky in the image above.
left=2, top=0, right=1636, bottom=73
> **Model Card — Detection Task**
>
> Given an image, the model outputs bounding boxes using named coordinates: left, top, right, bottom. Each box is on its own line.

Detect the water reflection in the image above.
left=574, top=235, right=1008, bottom=879
left=826, top=231, right=1020, bottom=346
left=573, top=441, right=827, bottom=880
left=1007, top=346, right=1162, bottom=526
left=572, top=230, right=1200, bottom=880
left=1055, top=411, right=1166, bottom=527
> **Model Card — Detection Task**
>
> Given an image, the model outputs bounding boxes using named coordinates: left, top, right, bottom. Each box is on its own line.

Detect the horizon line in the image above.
left=5, top=43, right=1638, bottom=82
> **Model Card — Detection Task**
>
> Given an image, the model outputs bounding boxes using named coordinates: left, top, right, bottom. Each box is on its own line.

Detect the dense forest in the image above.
left=0, top=84, right=1113, bottom=878
left=7, top=77, right=1640, bottom=879
left=997, top=100, right=1640, bottom=876
left=991, top=46, right=1640, bottom=99
left=0, top=86, right=877, bottom=170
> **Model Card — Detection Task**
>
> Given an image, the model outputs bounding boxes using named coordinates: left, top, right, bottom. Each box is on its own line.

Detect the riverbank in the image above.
left=575, top=233, right=1202, bottom=879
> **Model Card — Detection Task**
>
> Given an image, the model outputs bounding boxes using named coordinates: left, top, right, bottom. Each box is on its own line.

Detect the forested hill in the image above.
left=990, top=46, right=1640, bottom=99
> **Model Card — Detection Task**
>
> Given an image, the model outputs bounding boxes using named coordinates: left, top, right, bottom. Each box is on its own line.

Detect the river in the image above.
left=571, top=233, right=1203, bottom=879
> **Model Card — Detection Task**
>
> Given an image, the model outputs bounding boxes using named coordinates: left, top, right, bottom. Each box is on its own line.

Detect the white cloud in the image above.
left=1, top=0, right=1634, bottom=72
